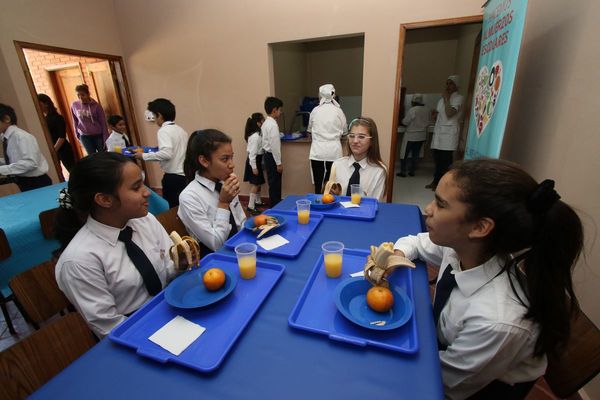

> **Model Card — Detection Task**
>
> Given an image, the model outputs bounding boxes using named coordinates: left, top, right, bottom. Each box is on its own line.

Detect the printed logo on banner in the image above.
left=474, top=60, right=503, bottom=137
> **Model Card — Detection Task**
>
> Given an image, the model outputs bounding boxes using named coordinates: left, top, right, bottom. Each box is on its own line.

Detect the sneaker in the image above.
left=408, top=172, right=415, bottom=177
left=247, top=207, right=260, bottom=216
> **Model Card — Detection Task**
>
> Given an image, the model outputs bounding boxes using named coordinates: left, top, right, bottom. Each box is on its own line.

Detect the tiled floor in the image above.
left=391, top=160, right=436, bottom=209
left=0, top=300, right=35, bottom=351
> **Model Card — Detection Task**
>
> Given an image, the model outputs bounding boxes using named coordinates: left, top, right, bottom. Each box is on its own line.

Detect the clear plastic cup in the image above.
left=322, top=241, right=344, bottom=278
left=296, top=199, right=311, bottom=225
left=235, top=243, right=257, bottom=279
left=350, top=184, right=361, bottom=205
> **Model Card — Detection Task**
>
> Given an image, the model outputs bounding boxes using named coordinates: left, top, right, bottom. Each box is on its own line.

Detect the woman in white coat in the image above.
left=307, top=84, right=347, bottom=194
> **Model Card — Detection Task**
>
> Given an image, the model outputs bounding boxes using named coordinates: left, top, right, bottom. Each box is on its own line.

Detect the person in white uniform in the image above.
left=105, top=115, right=131, bottom=152
left=427, top=75, right=464, bottom=190
left=135, top=98, right=189, bottom=208
left=307, top=84, right=348, bottom=194
left=55, top=152, right=182, bottom=338
left=393, top=158, right=583, bottom=399
left=243, top=112, right=266, bottom=214
left=331, top=117, right=387, bottom=200
left=178, top=129, right=246, bottom=254
left=398, top=93, right=430, bottom=177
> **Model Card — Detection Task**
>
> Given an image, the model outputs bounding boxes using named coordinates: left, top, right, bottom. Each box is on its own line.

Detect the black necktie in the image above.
left=2, top=138, right=10, bottom=165
left=214, top=182, right=239, bottom=237
left=432, top=265, right=457, bottom=328
left=118, top=226, right=162, bottom=296
left=346, top=162, right=361, bottom=196
left=123, top=135, right=131, bottom=148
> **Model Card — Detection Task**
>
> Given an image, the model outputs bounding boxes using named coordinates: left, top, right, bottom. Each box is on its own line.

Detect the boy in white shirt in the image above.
left=105, top=115, right=131, bottom=152
left=261, top=97, right=284, bottom=207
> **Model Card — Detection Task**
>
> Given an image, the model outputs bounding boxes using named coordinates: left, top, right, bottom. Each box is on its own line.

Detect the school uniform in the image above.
left=105, top=129, right=131, bottom=152
left=394, top=233, right=545, bottom=400
left=332, top=155, right=387, bottom=200
left=243, top=131, right=265, bottom=185
left=178, top=173, right=246, bottom=253
left=0, top=125, right=52, bottom=192
left=142, top=121, right=189, bottom=208
left=55, top=213, right=177, bottom=338
left=261, top=116, right=282, bottom=206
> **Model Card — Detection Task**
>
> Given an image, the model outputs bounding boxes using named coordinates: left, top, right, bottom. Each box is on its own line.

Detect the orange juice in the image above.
left=113, top=145, right=122, bottom=154
left=324, top=253, right=343, bottom=278
left=351, top=193, right=361, bottom=205
left=238, top=256, right=256, bottom=279
left=298, top=210, right=310, bottom=224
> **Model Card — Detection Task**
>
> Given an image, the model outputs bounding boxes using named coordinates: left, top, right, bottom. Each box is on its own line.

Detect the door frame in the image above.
left=13, top=41, right=143, bottom=182
left=386, top=15, right=483, bottom=203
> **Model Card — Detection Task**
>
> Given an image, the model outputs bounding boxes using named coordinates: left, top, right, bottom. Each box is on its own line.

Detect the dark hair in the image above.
left=244, top=113, right=264, bottom=141
left=264, top=97, right=283, bottom=115
left=54, top=152, right=134, bottom=249
left=37, top=94, right=57, bottom=114
left=147, top=98, right=176, bottom=121
left=449, top=158, right=584, bottom=357
left=183, top=129, right=232, bottom=181
left=0, top=103, right=17, bottom=125
left=75, top=84, right=90, bottom=94
left=107, top=115, right=124, bottom=127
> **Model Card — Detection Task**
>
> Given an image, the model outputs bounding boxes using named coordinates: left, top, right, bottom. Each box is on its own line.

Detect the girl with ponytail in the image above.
left=392, top=158, right=583, bottom=400
left=242, top=113, right=266, bottom=214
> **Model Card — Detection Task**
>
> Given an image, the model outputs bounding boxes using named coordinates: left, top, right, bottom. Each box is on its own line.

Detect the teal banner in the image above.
left=465, top=0, right=528, bottom=159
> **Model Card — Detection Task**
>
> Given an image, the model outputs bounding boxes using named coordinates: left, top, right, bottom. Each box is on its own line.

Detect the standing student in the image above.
left=261, top=96, right=284, bottom=207
left=178, top=129, right=246, bottom=254
left=398, top=93, right=429, bottom=177
left=54, top=152, right=180, bottom=338
left=332, top=117, right=387, bottom=200
left=307, top=83, right=348, bottom=194
left=37, top=94, right=75, bottom=172
left=393, top=158, right=583, bottom=399
left=70, top=84, right=108, bottom=154
left=243, top=113, right=266, bottom=215
left=0, top=103, right=52, bottom=192
left=135, top=98, right=188, bottom=208
left=105, top=115, right=131, bottom=152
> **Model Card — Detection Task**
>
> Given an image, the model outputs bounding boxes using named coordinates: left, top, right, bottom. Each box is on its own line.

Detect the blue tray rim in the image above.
left=297, top=195, right=379, bottom=221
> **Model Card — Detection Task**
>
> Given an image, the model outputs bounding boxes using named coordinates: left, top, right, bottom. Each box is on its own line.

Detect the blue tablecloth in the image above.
left=31, top=196, right=443, bottom=399
left=0, top=183, right=169, bottom=297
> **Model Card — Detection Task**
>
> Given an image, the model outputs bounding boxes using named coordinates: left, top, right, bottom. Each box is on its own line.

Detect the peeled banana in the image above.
left=169, top=231, right=201, bottom=270
left=363, top=242, right=415, bottom=287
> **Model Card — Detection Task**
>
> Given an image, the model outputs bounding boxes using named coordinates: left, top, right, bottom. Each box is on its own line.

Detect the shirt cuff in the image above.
left=216, top=207, right=231, bottom=222
left=393, top=237, right=418, bottom=260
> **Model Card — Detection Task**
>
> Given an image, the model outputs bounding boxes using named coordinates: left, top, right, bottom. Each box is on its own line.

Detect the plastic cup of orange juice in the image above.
left=296, top=199, right=311, bottom=225
left=235, top=243, right=257, bottom=279
left=113, top=145, right=122, bottom=154
left=350, top=184, right=361, bottom=205
left=322, top=241, right=344, bottom=278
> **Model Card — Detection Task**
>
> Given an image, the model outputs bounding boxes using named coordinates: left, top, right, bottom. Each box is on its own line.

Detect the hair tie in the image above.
left=58, top=187, right=73, bottom=210
left=527, top=179, right=560, bottom=214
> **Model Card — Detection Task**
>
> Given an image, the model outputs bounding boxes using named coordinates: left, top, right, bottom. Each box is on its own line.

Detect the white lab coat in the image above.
left=307, top=103, right=348, bottom=161
left=431, top=93, right=463, bottom=151
left=399, top=105, right=430, bottom=160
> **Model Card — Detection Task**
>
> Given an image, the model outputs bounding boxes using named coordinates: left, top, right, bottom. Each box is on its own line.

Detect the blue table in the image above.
left=31, top=196, right=443, bottom=399
left=0, top=182, right=169, bottom=297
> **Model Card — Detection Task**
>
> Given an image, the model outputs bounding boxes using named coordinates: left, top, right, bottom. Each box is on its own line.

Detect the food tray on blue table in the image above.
left=299, top=196, right=378, bottom=221
left=225, top=209, right=323, bottom=258
left=122, top=146, right=159, bottom=156
left=288, top=248, right=419, bottom=354
left=109, top=252, right=285, bottom=373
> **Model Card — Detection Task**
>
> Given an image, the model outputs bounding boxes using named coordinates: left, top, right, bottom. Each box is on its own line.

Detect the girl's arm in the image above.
left=143, top=128, right=174, bottom=161
left=369, top=167, right=387, bottom=200
left=178, top=190, right=231, bottom=252
left=393, top=232, right=445, bottom=267
left=248, top=134, right=259, bottom=170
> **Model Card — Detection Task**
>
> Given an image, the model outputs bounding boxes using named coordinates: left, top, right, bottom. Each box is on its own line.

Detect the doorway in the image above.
left=387, top=16, right=483, bottom=209
left=14, top=41, right=142, bottom=181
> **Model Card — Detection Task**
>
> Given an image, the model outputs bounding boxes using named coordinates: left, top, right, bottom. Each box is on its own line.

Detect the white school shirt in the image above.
left=0, top=125, right=49, bottom=177
left=394, top=233, right=546, bottom=400
left=261, top=116, right=281, bottom=165
left=247, top=131, right=264, bottom=170
left=431, top=93, right=463, bottom=151
left=332, top=155, right=387, bottom=201
left=55, top=214, right=178, bottom=338
left=142, top=121, right=188, bottom=175
left=178, top=173, right=246, bottom=252
left=307, top=102, right=348, bottom=161
left=105, top=130, right=131, bottom=152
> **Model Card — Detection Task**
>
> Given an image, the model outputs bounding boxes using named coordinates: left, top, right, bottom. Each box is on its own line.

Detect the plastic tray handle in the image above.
left=137, top=347, right=170, bottom=363
left=328, top=333, right=367, bottom=347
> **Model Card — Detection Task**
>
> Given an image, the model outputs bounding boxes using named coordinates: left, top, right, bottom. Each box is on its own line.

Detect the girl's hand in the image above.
left=219, top=174, right=240, bottom=203
left=252, top=168, right=259, bottom=176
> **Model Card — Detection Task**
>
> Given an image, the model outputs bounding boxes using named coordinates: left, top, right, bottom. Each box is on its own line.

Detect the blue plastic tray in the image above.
left=288, top=248, right=419, bottom=354
left=225, top=209, right=323, bottom=258
left=299, top=196, right=378, bottom=221
left=305, top=193, right=341, bottom=210
left=109, top=253, right=285, bottom=372
left=122, top=146, right=159, bottom=156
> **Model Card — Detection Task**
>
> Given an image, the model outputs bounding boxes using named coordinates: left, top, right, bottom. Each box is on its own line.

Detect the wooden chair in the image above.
left=0, top=312, right=95, bottom=400
left=544, top=306, right=600, bottom=398
left=155, top=206, right=189, bottom=237
left=38, top=207, right=59, bottom=240
left=0, top=229, right=15, bottom=335
left=9, top=260, right=71, bottom=330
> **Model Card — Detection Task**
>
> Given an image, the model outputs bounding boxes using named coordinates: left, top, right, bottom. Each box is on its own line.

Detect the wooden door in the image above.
left=86, top=61, right=123, bottom=117
left=50, top=66, right=86, bottom=159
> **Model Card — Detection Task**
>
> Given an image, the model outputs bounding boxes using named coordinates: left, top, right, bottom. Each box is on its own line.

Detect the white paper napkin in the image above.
left=257, top=234, right=289, bottom=250
left=350, top=270, right=365, bottom=277
left=340, top=201, right=360, bottom=208
left=148, top=316, right=206, bottom=356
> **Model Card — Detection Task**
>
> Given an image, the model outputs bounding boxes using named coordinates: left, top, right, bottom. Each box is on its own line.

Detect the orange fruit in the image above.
left=322, top=193, right=335, bottom=204
left=366, top=286, right=395, bottom=312
left=254, top=214, right=268, bottom=227
left=135, top=147, right=144, bottom=154
left=203, top=268, right=226, bottom=291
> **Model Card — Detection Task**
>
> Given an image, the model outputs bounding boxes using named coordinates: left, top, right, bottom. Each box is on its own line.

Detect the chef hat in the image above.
left=318, top=84, right=340, bottom=107
left=447, top=75, right=460, bottom=87
left=411, top=94, right=423, bottom=104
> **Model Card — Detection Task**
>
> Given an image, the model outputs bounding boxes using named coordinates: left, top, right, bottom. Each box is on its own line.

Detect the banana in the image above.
left=364, top=242, right=416, bottom=287
left=168, top=231, right=201, bottom=270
